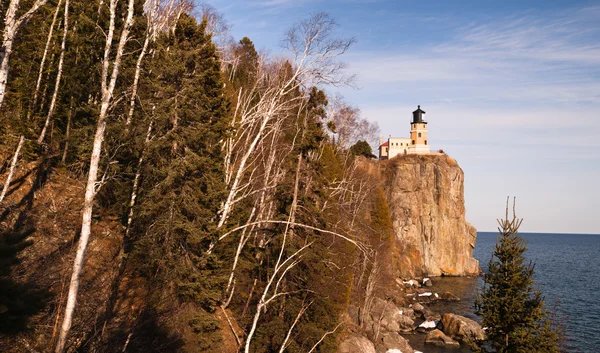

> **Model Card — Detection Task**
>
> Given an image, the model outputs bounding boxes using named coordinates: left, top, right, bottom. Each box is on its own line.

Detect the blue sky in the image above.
left=201, top=0, right=600, bottom=234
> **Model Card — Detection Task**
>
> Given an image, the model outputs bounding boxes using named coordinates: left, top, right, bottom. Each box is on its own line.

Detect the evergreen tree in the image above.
left=475, top=199, right=561, bottom=353
left=130, top=14, right=230, bottom=351
left=349, top=140, right=375, bottom=158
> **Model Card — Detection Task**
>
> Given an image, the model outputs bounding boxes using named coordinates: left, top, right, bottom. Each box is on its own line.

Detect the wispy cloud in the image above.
left=347, top=5, right=600, bottom=105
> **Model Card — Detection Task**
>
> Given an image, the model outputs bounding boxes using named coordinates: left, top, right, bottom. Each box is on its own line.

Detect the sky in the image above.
left=201, top=0, right=600, bottom=234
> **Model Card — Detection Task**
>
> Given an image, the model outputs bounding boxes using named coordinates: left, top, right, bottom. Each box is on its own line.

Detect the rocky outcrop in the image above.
left=381, top=154, right=479, bottom=277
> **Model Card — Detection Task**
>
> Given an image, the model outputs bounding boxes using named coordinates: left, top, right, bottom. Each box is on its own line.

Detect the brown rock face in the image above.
left=381, top=154, right=479, bottom=277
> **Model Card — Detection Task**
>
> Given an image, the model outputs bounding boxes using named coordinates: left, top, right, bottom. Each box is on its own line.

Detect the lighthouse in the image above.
left=408, top=105, right=430, bottom=154
left=378, top=105, right=431, bottom=159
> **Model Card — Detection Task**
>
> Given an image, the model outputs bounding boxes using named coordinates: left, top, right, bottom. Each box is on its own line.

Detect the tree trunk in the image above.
left=28, top=0, right=63, bottom=119
left=0, top=135, right=25, bottom=204
left=125, top=121, right=152, bottom=237
left=0, top=0, right=49, bottom=109
left=61, top=95, right=74, bottom=163
left=38, top=0, right=69, bottom=144
left=125, top=29, right=150, bottom=127
left=54, top=0, right=135, bottom=351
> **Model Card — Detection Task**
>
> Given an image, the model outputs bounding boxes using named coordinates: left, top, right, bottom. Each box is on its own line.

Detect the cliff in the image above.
left=380, top=154, right=479, bottom=277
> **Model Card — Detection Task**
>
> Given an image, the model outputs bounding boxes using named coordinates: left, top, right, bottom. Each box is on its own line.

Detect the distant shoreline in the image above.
left=477, top=231, right=600, bottom=236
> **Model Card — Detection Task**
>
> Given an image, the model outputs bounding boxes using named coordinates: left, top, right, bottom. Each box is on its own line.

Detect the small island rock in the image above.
left=425, top=329, right=460, bottom=348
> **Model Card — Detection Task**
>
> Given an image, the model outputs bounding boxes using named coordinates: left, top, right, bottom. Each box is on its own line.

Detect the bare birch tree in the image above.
left=55, top=0, right=136, bottom=351
left=38, top=0, right=69, bottom=144
left=28, top=0, right=63, bottom=120
left=0, top=0, right=49, bottom=109
left=0, top=135, right=24, bottom=205
left=217, top=12, right=355, bottom=230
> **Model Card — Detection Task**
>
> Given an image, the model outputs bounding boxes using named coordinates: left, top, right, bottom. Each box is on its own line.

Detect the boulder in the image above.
left=411, top=303, right=425, bottom=317
left=425, top=329, right=460, bottom=348
left=398, top=307, right=415, bottom=318
left=423, top=277, right=433, bottom=287
left=441, top=314, right=485, bottom=349
left=441, top=291, right=460, bottom=301
left=423, top=309, right=441, bottom=322
left=397, top=315, right=414, bottom=333
left=370, top=298, right=415, bottom=333
left=339, top=335, right=376, bottom=353
left=379, top=332, right=414, bottom=353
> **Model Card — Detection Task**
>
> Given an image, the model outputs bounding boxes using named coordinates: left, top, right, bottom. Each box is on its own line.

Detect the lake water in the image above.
left=405, top=232, right=600, bottom=353
left=473, top=232, right=600, bottom=353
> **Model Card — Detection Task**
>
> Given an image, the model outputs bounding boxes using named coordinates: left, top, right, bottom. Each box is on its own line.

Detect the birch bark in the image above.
left=0, top=0, right=49, bottom=109
left=54, top=0, right=135, bottom=351
left=38, top=0, right=69, bottom=144
left=0, top=135, right=25, bottom=204
left=29, top=0, right=63, bottom=119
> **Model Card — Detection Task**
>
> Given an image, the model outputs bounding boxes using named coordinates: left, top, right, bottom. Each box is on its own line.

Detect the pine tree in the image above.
left=130, top=14, right=230, bottom=351
left=349, top=140, right=375, bottom=158
left=475, top=199, right=561, bottom=353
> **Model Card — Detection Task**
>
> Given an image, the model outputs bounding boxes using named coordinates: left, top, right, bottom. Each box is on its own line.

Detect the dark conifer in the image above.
left=475, top=199, right=561, bottom=353
left=131, top=14, right=230, bottom=350
left=349, top=140, right=375, bottom=158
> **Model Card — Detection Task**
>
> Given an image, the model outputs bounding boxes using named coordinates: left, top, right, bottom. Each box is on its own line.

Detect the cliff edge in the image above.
left=380, top=154, right=479, bottom=277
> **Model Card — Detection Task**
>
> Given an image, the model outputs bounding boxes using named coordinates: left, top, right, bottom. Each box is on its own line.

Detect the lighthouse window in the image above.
left=412, top=140, right=415, bottom=145
left=418, top=133, right=422, bottom=137
left=425, top=140, right=428, bottom=145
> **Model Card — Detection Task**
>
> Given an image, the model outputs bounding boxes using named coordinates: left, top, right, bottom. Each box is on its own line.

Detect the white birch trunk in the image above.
left=125, top=121, right=152, bottom=237
left=0, top=0, right=49, bottom=109
left=0, top=135, right=25, bottom=204
left=55, top=0, right=135, bottom=351
left=124, top=34, right=149, bottom=127
left=38, top=0, right=69, bottom=144
left=29, top=0, right=63, bottom=118
left=217, top=109, right=271, bottom=228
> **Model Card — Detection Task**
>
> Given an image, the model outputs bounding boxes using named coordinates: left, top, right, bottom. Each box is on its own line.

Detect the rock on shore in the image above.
left=441, top=313, right=485, bottom=349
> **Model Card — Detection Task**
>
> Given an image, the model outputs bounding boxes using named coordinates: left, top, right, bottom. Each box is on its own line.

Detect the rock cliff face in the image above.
left=381, top=154, right=479, bottom=277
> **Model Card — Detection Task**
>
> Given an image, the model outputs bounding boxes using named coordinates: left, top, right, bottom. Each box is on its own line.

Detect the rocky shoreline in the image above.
left=340, top=277, right=485, bottom=353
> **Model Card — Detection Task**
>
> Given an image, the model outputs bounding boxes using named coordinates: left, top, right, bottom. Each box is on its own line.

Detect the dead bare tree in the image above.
left=0, top=0, right=49, bottom=109
left=217, top=12, right=355, bottom=230
left=55, top=0, right=136, bottom=351
left=326, top=95, right=379, bottom=148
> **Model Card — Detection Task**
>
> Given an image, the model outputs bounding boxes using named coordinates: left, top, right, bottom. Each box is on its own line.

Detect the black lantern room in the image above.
left=412, top=105, right=427, bottom=124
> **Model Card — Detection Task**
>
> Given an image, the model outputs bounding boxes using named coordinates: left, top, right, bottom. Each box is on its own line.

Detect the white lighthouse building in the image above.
left=379, top=106, right=430, bottom=159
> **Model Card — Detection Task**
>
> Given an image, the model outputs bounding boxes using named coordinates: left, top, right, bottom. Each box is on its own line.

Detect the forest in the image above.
left=0, top=1, right=397, bottom=352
